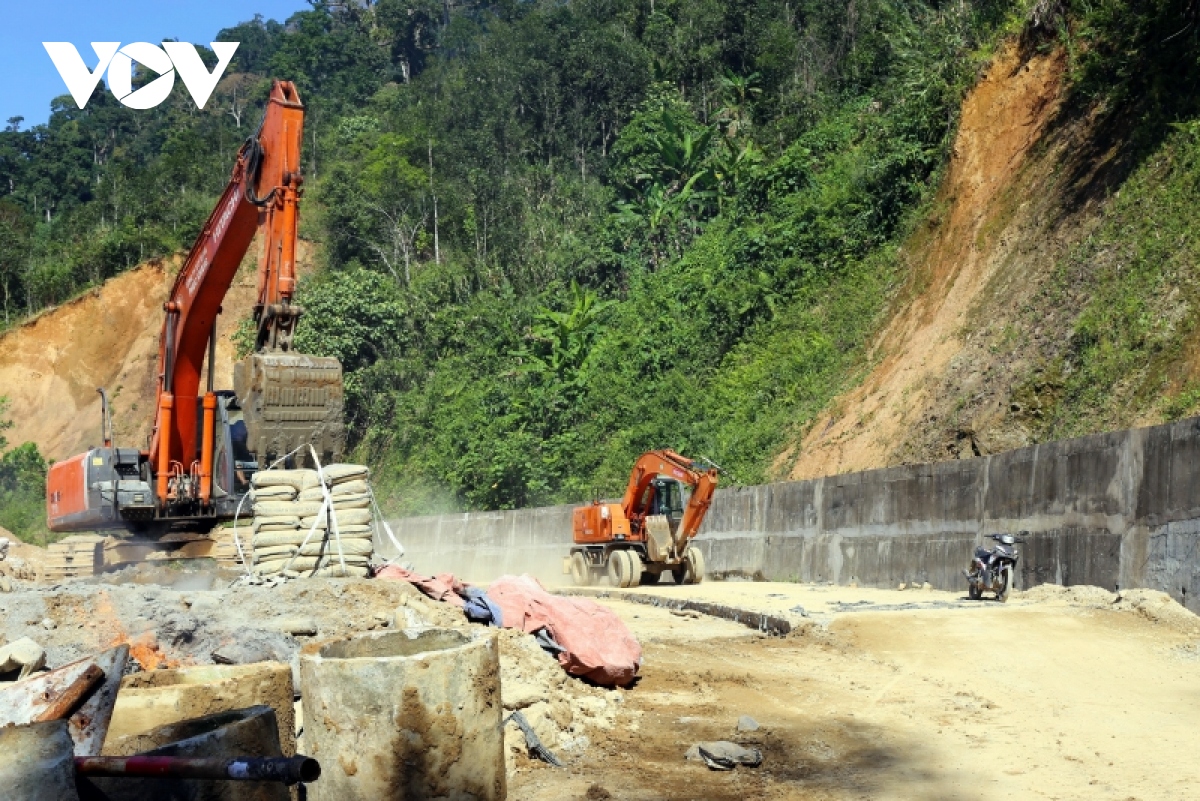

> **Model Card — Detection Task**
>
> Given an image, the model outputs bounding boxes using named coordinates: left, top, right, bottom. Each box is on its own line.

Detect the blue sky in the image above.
left=0, top=1, right=311, bottom=127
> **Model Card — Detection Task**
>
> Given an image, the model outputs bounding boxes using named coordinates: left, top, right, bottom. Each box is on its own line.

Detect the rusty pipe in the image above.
left=74, top=756, right=321, bottom=785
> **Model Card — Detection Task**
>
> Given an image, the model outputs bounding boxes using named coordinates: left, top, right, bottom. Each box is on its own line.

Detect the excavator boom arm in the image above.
left=621, top=449, right=719, bottom=540
left=148, top=81, right=306, bottom=505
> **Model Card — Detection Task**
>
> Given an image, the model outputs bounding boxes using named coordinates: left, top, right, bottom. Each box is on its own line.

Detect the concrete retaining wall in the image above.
left=380, top=416, right=1200, bottom=613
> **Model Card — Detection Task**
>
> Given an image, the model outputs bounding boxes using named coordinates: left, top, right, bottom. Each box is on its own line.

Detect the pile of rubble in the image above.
left=0, top=562, right=628, bottom=786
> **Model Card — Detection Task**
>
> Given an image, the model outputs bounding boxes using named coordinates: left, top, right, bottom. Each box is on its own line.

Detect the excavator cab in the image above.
left=647, top=477, right=686, bottom=535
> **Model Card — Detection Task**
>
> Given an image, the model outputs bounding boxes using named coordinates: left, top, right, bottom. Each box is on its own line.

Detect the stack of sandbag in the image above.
left=247, top=465, right=375, bottom=579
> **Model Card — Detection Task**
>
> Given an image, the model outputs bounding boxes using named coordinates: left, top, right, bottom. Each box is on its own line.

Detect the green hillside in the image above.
left=1, top=0, right=1198, bottom=522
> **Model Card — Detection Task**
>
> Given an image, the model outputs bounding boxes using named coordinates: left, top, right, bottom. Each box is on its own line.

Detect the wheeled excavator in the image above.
left=569, top=450, right=719, bottom=587
left=45, top=81, right=344, bottom=547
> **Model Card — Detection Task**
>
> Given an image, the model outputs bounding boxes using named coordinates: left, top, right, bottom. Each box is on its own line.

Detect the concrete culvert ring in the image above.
left=300, top=627, right=505, bottom=800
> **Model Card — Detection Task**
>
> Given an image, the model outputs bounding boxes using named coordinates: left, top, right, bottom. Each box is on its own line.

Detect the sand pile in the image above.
left=1021, top=584, right=1198, bottom=632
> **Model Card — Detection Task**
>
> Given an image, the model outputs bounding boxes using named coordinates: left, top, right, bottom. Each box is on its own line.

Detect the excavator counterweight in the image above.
left=46, top=81, right=344, bottom=537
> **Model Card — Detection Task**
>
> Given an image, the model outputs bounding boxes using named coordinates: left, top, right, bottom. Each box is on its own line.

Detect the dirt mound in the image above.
left=0, top=241, right=313, bottom=462
left=1020, top=584, right=1198, bottom=632
left=1020, top=583, right=1117, bottom=607
left=783, top=42, right=1071, bottom=477
left=1115, top=589, right=1200, bottom=633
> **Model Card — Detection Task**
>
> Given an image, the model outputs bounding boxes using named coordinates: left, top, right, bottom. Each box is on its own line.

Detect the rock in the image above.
left=0, top=637, right=46, bottom=678
left=898, top=583, right=907, bottom=591
left=40, top=618, right=56, bottom=631
left=0, top=576, right=12, bottom=593
left=685, top=741, right=763, bottom=770
left=271, top=617, right=319, bottom=636
left=922, top=582, right=933, bottom=591
left=789, top=604, right=807, bottom=617
left=736, top=715, right=760, bottom=732
left=502, top=678, right=547, bottom=710
left=0, top=538, right=8, bottom=560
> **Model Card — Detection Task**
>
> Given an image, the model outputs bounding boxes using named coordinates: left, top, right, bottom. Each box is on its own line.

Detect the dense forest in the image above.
left=0, top=0, right=1197, bottom=528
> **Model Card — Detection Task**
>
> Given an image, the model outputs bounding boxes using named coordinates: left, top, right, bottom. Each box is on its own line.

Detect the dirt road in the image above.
left=511, top=583, right=1200, bottom=800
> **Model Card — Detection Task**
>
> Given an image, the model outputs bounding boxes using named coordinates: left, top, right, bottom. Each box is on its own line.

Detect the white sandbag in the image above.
left=253, top=529, right=320, bottom=548
left=312, top=564, right=370, bottom=578
left=335, top=524, right=373, bottom=535
left=298, top=481, right=371, bottom=502
left=252, top=515, right=300, bottom=532
left=330, top=494, right=371, bottom=510
left=252, top=469, right=321, bottom=490
left=250, top=485, right=297, bottom=501
left=299, top=537, right=373, bottom=557
left=255, top=500, right=324, bottom=518
left=252, top=544, right=297, bottom=561
left=321, top=464, right=370, bottom=486
left=301, top=508, right=372, bottom=529
left=255, top=553, right=369, bottom=575
left=297, top=486, right=325, bottom=502
left=331, top=479, right=369, bottom=496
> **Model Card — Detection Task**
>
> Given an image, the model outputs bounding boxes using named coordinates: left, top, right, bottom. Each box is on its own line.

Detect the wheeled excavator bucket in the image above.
left=234, top=352, right=345, bottom=467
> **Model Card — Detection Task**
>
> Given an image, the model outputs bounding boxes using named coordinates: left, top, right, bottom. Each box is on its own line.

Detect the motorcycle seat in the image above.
left=974, top=546, right=993, bottom=560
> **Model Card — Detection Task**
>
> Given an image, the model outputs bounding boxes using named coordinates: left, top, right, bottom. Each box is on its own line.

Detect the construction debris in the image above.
left=684, top=741, right=763, bottom=770
left=0, top=645, right=128, bottom=756
left=0, top=720, right=81, bottom=801
left=0, top=636, right=47, bottom=679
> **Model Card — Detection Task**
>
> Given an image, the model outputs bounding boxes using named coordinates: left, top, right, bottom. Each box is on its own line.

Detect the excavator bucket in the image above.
left=234, top=352, right=345, bottom=467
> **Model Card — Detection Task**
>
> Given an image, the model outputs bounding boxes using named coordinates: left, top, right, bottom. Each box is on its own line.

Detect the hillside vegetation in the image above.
left=1, top=0, right=1199, bottom=521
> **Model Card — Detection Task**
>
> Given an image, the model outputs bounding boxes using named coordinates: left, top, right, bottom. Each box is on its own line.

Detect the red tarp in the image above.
left=488, top=574, right=641, bottom=686
left=375, top=568, right=641, bottom=686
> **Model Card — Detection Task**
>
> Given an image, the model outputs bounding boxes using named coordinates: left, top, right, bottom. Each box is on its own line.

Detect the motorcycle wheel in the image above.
left=997, top=566, right=1012, bottom=603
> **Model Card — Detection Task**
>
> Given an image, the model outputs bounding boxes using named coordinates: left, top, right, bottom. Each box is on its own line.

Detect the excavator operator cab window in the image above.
left=651, top=478, right=686, bottom=524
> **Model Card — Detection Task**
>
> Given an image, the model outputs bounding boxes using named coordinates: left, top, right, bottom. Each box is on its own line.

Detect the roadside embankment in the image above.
left=384, top=415, right=1200, bottom=613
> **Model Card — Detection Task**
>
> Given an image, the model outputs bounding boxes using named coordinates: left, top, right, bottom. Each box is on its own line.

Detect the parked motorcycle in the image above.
left=964, top=533, right=1025, bottom=602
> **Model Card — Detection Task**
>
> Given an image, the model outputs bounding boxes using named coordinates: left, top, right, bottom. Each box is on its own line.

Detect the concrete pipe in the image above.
left=0, top=720, right=80, bottom=801
left=300, top=627, right=505, bottom=801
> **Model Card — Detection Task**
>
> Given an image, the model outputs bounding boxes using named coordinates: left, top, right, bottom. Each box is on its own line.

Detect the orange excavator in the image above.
left=569, top=450, right=719, bottom=587
left=46, top=81, right=344, bottom=537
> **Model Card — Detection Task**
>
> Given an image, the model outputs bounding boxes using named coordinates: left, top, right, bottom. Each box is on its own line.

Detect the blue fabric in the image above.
left=461, top=587, right=504, bottom=627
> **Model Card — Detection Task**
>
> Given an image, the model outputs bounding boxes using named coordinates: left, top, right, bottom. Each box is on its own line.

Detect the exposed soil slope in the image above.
left=784, top=42, right=1075, bottom=478
left=0, top=241, right=313, bottom=461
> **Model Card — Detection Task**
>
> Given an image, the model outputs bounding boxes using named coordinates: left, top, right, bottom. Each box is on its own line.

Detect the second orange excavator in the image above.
left=45, top=81, right=343, bottom=537
left=569, top=450, right=719, bottom=587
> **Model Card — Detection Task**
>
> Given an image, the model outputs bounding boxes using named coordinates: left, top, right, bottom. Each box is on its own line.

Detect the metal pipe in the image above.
left=74, top=756, right=321, bottom=785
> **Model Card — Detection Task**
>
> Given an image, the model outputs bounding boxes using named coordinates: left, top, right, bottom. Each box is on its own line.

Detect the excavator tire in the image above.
left=682, top=545, right=706, bottom=585
left=607, top=550, right=627, bottom=587
left=622, top=550, right=644, bottom=588
left=570, top=552, right=591, bottom=587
